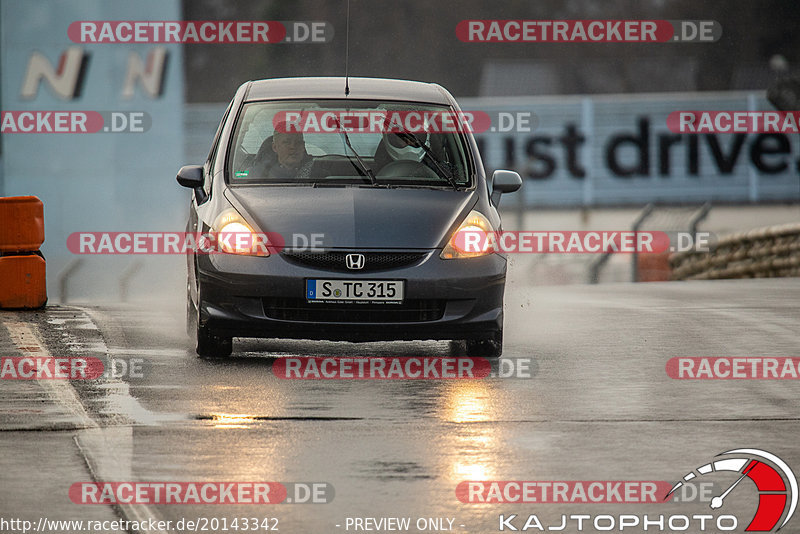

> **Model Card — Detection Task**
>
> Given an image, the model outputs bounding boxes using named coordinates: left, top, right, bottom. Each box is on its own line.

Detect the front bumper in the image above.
left=195, top=250, right=506, bottom=342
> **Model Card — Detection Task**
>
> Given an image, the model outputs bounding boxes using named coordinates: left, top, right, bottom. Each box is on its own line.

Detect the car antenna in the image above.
left=344, top=0, right=350, bottom=96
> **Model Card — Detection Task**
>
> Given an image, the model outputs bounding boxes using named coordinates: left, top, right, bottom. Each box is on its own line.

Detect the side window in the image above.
left=204, top=101, right=234, bottom=195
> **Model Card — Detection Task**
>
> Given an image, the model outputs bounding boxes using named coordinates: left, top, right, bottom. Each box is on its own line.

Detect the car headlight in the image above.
left=440, top=210, right=495, bottom=259
left=212, top=209, right=270, bottom=256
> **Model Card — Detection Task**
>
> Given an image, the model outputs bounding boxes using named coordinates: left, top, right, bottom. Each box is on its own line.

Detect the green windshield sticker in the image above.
left=235, top=171, right=249, bottom=177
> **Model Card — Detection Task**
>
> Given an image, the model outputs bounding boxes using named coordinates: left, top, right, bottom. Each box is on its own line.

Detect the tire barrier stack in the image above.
left=670, top=223, right=800, bottom=281
left=0, top=196, right=47, bottom=309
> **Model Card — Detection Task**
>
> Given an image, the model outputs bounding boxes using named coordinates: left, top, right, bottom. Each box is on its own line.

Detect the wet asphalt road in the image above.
left=1, top=278, right=799, bottom=533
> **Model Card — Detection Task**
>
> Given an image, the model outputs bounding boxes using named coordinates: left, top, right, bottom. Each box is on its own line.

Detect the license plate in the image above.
left=306, top=279, right=404, bottom=303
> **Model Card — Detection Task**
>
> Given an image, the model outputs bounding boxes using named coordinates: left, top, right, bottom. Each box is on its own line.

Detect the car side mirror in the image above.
left=490, top=170, right=522, bottom=206
left=176, top=165, right=204, bottom=189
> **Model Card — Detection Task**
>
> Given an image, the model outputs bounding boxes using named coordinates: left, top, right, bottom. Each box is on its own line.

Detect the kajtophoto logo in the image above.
left=667, top=449, right=797, bottom=532
left=482, top=450, right=796, bottom=531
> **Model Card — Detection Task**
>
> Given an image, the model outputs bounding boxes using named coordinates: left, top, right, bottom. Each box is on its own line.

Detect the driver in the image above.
left=252, top=122, right=316, bottom=179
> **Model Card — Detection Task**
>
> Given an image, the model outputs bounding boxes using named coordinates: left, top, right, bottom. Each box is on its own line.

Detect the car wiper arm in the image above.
left=335, top=119, right=378, bottom=186
left=396, top=133, right=459, bottom=190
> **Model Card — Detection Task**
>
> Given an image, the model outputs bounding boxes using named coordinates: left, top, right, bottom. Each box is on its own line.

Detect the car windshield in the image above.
left=228, top=100, right=472, bottom=188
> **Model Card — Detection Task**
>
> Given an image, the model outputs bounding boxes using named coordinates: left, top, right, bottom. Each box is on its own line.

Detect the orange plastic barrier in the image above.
left=638, top=252, right=671, bottom=282
left=0, top=195, right=47, bottom=309
left=0, top=255, right=47, bottom=309
left=0, top=196, right=45, bottom=253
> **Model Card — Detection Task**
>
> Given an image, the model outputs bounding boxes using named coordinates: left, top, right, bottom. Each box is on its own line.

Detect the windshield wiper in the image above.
left=395, top=133, right=459, bottom=191
left=335, top=119, right=379, bottom=186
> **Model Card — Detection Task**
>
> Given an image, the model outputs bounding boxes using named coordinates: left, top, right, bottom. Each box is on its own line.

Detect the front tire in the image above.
left=187, top=286, right=232, bottom=358
left=464, top=329, right=503, bottom=359
left=196, top=322, right=233, bottom=358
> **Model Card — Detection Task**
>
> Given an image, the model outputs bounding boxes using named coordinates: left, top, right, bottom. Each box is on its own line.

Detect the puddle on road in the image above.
left=194, top=413, right=363, bottom=429
left=359, top=460, right=434, bottom=481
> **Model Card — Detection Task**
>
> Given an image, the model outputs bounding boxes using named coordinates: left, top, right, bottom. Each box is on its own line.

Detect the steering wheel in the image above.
left=376, top=159, right=439, bottom=179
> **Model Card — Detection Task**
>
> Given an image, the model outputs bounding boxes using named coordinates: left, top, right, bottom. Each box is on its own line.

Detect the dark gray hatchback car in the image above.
left=177, top=77, right=521, bottom=357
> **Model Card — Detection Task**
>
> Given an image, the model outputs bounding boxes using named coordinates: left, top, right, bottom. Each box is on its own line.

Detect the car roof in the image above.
left=244, top=77, right=452, bottom=105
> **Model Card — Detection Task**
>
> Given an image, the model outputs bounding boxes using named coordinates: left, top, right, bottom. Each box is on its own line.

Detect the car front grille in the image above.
left=281, top=250, right=428, bottom=272
left=262, top=298, right=445, bottom=323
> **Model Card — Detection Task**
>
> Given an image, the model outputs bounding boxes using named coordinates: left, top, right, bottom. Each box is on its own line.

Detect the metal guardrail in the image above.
left=630, top=203, right=712, bottom=282
left=630, top=204, right=656, bottom=283
left=57, top=258, right=84, bottom=304
left=589, top=203, right=713, bottom=284
left=588, top=203, right=654, bottom=284
left=119, top=260, right=144, bottom=302
left=671, top=222, right=800, bottom=280
left=689, top=203, right=712, bottom=236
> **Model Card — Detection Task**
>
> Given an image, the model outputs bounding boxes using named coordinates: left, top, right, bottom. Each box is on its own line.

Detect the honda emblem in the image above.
left=345, top=253, right=365, bottom=270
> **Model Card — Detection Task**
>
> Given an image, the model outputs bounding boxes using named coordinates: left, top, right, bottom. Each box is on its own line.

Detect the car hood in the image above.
left=224, top=186, right=476, bottom=249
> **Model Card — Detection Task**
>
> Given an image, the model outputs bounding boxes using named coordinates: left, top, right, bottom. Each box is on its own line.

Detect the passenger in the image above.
left=373, top=131, right=425, bottom=171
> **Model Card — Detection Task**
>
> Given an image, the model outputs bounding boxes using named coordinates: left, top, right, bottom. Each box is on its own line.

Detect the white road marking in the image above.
left=4, top=320, right=97, bottom=430
left=4, top=319, right=169, bottom=534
